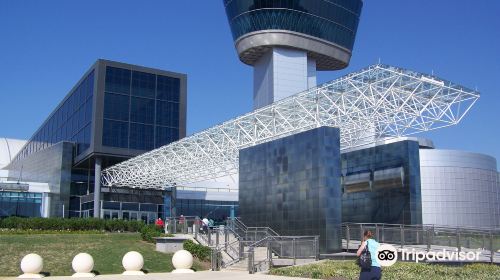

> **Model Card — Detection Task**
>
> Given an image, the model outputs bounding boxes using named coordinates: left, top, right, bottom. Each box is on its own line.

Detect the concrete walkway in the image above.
left=0, top=271, right=312, bottom=280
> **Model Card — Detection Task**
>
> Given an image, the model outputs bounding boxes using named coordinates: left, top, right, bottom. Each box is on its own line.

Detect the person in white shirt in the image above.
left=202, top=217, right=209, bottom=234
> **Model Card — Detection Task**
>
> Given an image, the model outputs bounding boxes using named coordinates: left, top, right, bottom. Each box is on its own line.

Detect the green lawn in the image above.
left=270, top=260, right=500, bottom=280
left=0, top=233, right=208, bottom=277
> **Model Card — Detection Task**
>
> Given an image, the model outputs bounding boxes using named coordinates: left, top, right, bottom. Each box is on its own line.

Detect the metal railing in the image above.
left=245, top=235, right=320, bottom=273
left=220, top=217, right=319, bottom=273
left=342, top=223, right=500, bottom=264
left=164, top=216, right=199, bottom=235
left=163, top=216, right=320, bottom=272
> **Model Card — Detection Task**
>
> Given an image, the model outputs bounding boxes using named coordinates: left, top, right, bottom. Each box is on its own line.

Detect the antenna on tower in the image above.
left=378, top=57, right=381, bottom=64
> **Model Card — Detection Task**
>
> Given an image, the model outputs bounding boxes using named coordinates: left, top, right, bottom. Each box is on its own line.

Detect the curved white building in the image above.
left=0, top=138, right=27, bottom=179
left=420, top=149, right=500, bottom=228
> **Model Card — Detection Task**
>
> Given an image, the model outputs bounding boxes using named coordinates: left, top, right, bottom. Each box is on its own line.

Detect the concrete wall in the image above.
left=420, top=149, right=500, bottom=228
left=253, top=47, right=316, bottom=109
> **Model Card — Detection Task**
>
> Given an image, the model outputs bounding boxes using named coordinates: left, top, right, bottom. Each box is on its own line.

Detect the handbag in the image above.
left=358, top=240, right=372, bottom=269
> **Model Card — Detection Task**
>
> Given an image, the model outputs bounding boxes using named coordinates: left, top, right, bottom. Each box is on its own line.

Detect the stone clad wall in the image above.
left=239, top=126, right=342, bottom=253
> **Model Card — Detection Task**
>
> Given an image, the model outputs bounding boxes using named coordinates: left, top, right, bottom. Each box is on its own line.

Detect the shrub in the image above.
left=140, top=224, right=163, bottom=242
left=0, top=217, right=146, bottom=232
left=183, top=239, right=211, bottom=261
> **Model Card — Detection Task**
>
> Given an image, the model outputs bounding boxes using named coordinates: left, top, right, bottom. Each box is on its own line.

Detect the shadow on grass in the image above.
left=40, top=272, right=51, bottom=277
left=91, top=270, right=100, bottom=275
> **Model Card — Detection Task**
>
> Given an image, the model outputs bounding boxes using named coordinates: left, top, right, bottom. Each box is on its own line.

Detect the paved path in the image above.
left=0, top=271, right=311, bottom=280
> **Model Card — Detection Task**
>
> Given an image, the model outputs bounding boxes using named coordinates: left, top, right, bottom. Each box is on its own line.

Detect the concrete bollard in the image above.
left=71, top=253, right=95, bottom=278
left=171, top=250, right=194, bottom=273
left=122, top=251, right=145, bottom=275
left=18, top=253, right=44, bottom=279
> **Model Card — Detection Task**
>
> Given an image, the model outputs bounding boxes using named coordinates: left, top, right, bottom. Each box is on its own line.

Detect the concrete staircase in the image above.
left=223, top=247, right=270, bottom=272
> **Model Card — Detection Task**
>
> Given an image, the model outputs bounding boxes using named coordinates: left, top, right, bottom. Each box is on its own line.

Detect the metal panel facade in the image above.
left=239, top=126, right=342, bottom=252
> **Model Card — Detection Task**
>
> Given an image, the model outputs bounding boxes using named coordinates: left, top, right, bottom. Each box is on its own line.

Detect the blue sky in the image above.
left=1, top=1, right=499, bottom=161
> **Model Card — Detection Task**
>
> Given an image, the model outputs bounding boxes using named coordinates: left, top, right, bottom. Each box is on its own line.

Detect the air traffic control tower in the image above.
left=223, top=0, right=363, bottom=109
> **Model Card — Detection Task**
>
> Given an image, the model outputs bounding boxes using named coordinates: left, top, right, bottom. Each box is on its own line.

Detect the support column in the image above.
left=93, top=157, right=102, bottom=218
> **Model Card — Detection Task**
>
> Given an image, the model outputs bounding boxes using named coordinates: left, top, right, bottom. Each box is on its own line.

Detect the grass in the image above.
left=0, top=233, right=209, bottom=277
left=269, top=260, right=500, bottom=280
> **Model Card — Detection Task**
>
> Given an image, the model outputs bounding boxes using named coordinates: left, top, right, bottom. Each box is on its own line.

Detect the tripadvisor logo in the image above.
left=376, top=244, right=398, bottom=267
left=376, top=244, right=481, bottom=267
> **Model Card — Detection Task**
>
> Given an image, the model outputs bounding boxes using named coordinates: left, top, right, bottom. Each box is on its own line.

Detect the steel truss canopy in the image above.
left=102, top=64, right=480, bottom=189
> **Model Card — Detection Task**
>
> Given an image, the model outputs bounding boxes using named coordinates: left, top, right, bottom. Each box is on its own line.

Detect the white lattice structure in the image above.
left=101, top=64, right=479, bottom=188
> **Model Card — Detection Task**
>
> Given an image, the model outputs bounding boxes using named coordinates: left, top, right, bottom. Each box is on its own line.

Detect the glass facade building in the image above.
left=14, top=71, right=95, bottom=162
left=5, top=59, right=187, bottom=219
left=176, top=199, right=239, bottom=222
left=0, top=192, right=43, bottom=217
left=103, top=66, right=181, bottom=150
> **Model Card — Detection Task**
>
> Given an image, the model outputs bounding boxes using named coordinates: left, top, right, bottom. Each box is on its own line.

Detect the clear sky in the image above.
left=1, top=1, right=499, bottom=161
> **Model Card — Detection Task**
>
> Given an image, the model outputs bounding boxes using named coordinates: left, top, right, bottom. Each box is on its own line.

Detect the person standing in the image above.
left=202, top=217, right=209, bottom=234
left=356, top=230, right=381, bottom=280
left=155, top=218, right=164, bottom=229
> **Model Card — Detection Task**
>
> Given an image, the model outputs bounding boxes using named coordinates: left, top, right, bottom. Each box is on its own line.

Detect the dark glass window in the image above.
left=155, top=126, right=179, bottom=147
left=104, top=92, right=129, bottom=121
left=122, top=202, right=139, bottom=211
left=71, top=113, right=78, bottom=136
left=102, top=120, right=129, bottom=148
left=0, top=192, right=43, bottom=218
left=77, top=106, right=85, bottom=131
left=130, top=123, right=154, bottom=150
left=130, top=97, right=154, bottom=124
left=85, top=71, right=95, bottom=100
left=156, top=100, right=179, bottom=127
left=157, top=75, right=180, bottom=102
left=105, top=67, right=131, bottom=94
left=140, top=203, right=157, bottom=212
left=84, top=99, right=93, bottom=124
left=103, top=201, right=121, bottom=210
left=79, top=124, right=91, bottom=154
left=224, top=0, right=363, bottom=51
left=132, top=71, right=156, bottom=98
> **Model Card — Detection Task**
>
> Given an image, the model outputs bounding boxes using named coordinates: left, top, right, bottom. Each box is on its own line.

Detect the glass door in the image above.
left=141, top=213, right=148, bottom=224
left=103, top=210, right=120, bottom=220
left=130, top=212, right=138, bottom=221
left=122, top=211, right=139, bottom=221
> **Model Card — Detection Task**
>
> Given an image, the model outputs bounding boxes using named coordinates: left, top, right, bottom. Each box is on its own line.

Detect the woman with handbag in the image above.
left=356, top=230, right=381, bottom=280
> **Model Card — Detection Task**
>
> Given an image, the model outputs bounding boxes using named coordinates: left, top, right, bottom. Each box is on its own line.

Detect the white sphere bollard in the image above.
left=71, top=253, right=95, bottom=278
left=171, top=250, right=194, bottom=273
left=18, top=253, right=44, bottom=278
left=122, top=251, right=145, bottom=275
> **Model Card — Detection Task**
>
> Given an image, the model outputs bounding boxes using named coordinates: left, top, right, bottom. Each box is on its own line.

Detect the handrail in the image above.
left=225, top=239, right=240, bottom=259
left=202, top=217, right=321, bottom=272
left=342, top=222, right=500, bottom=234
left=341, top=222, right=499, bottom=264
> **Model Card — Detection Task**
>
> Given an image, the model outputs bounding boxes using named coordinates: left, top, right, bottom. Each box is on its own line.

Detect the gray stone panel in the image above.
left=7, top=142, right=73, bottom=217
